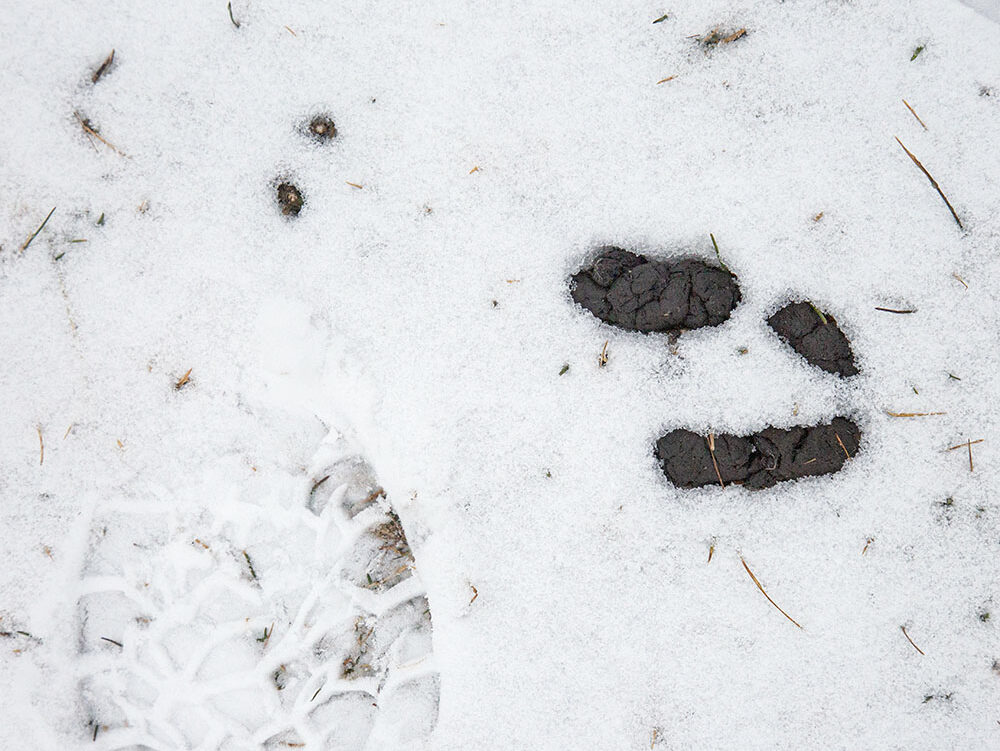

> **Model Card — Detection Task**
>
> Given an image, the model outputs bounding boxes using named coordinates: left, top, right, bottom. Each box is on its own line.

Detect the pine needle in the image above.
left=741, top=557, right=803, bottom=629
left=901, top=99, right=927, bottom=130
left=900, top=625, right=925, bottom=655
left=886, top=411, right=946, bottom=417
left=19, top=207, right=56, bottom=253
left=894, top=137, right=962, bottom=230
left=707, top=433, right=726, bottom=488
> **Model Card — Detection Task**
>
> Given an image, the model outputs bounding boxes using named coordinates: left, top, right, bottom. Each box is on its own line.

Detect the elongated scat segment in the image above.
left=767, top=301, right=859, bottom=377
left=569, top=246, right=741, bottom=334
left=656, top=417, right=861, bottom=490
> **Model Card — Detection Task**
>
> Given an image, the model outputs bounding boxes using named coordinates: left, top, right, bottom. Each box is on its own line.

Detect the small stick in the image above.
left=469, top=584, right=479, bottom=605
left=63, top=424, right=73, bottom=439
left=862, top=537, right=874, bottom=555
left=721, top=28, right=746, bottom=44
left=100, top=636, right=123, bottom=647
left=74, top=112, right=127, bottom=156
left=19, top=207, right=56, bottom=253
left=174, top=368, right=193, bottom=390
left=598, top=340, right=609, bottom=367
left=656, top=75, right=676, bottom=84
left=946, top=439, right=983, bottom=451
left=92, top=49, right=115, bottom=84
left=886, top=411, right=946, bottom=417
left=93, top=723, right=98, bottom=742
left=741, top=557, right=803, bottom=629
left=894, top=137, right=963, bottom=230
left=345, top=181, right=363, bottom=189
left=707, top=433, right=726, bottom=488
left=900, top=625, right=925, bottom=655
left=875, top=307, right=916, bottom=314
left=37, top=426, right=44, bottom=465
left=284, top=25, right=296, bottom=36
left=834, top=432, right=851, bottom=460
left=707, top=542, right=715, bottom=563
left=902, top=99, right=927, bottom=130
left=227, top=1, right=241, bottom=28
left=310, top=686, right=322, bottom=701
left=952, top=273, right=968, bottom=289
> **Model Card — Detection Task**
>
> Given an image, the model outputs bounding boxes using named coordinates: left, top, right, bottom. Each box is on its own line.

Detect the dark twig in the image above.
left=902, top=99, right=927, bottom=130
left=227, top=2, right=241, bottom=28
left=875, top=307, right=916, bottom=314
left=92, top=50, right=115, bottom=84
left=895, top=137, right=963, bottom=230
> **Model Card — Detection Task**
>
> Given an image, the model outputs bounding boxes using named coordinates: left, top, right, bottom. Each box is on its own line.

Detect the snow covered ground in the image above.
left=2, top=0, right=999, bottom=748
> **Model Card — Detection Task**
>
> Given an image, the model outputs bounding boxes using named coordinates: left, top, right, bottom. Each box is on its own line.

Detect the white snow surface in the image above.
left=2, top=0, right=1000, bottom=748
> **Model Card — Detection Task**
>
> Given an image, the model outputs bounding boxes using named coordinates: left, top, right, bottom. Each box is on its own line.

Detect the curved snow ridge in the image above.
left=71, top=430, right=439, bottom=750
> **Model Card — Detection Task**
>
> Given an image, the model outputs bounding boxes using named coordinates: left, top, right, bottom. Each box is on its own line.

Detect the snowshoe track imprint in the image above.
left=72, top=431, right=438, bottom=750
left=570, top=245, right=864, bottom=490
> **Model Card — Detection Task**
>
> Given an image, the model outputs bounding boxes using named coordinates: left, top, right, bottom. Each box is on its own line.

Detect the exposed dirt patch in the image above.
left=656, top=417, right=861, bottom=490
left=767, top=301, right=858, bottom=377
left=276, top=181, right=304, bottom=216
left=306, top=114, right=337, bottom=142
left=569, top=246, right=741, bottom=334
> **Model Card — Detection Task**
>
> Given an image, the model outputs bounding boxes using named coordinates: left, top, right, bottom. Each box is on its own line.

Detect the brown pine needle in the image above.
left=945, top=438, right=984, bottom=451
left=174, top=368, right=193, bottom=390
left=886, top=411, right=946, bottom=417
left=19, top=207, right=56, bottom=253
left=900, top=625, right=925, bottom=655
left=37, top=426, right=44, bottom=466
left=284, top=25, right=297, bottom=36
left=741, top=557, right=803, bottom=629
left=875, top=307, right=916, bottom=314
left=74, top=112, right=127, bottom=156
left=968, top=440, right=974, bottom=472
left=862, top=537, right=874, bottom=555
left=834, top=432, right=851, bottom=460
left=894, top=136, right=963, bottom=230
left=722, top=28, right=747, bottom=44
left=952, top=273, right=968, bottom=288
left=345, top=181, right=363, bottom=189
left=469, top=165, right=480, bottom=174
left=469, top=584, right=479, bottom=605
left=707, top=543, right=715, bottom=563
left=707, top=433, right=726, bottom=488
left=902, top=99, right=927, bottom=130
left=656, top=75, right=677, bottom=84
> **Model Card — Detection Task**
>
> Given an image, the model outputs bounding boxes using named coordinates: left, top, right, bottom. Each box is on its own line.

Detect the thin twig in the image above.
left=227, top=1, right=241, bottom=28
left=656, top=75, right=677, bottom=84
left=875, top=307, right=916, bottom=314
left=74, top=112, right=127, bottom=156
left=886, top=411, right=946, bottom=417
left=952, top=273, right=968, bottom=289
left=707, top=433, right=726, bottom=488
left=100, top=636, right=123, bottom=647
left=19, top=207, right=56, bottom=253
left=92, top=50, right=115, bottom=84
left=894, top=137, right=963, bottom=230
left=834, top=432, right=851, bottom=460
left=741, top=557, right=803, bottom=629
left=900, top=625, right=925, bottom=655
left=469, top=584, right=478, bottom=605
left=901, top=99, right=927, bottom=130
left=945, top=438, right=983, bottom=451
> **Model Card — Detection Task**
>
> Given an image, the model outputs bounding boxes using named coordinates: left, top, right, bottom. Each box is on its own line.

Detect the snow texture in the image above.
left=2, top=0, right=1000, bottom=749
